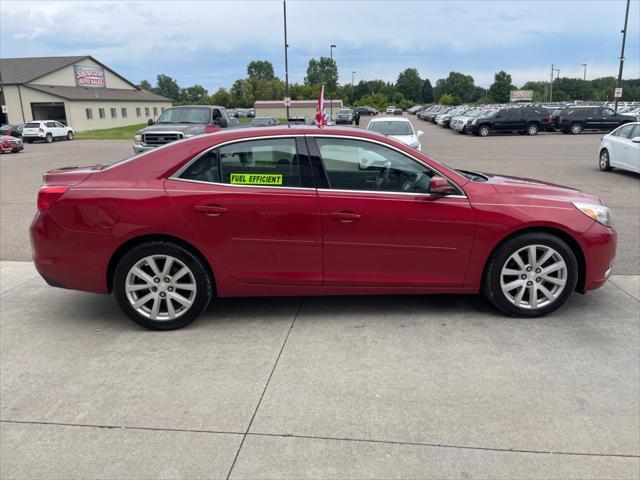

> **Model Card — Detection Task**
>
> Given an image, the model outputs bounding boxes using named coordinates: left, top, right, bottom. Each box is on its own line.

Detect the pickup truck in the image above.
left=133, top=105, right=231, bottom=154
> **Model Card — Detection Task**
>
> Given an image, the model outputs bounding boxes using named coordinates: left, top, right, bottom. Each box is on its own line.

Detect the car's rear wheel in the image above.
left=114, top=241, right=213, bottom=330
left=570, top=122, right=583, bottom=134
left=599, top=149, right=613, bottom=171
left=527, top=123, right=539, bottom=135
left=66, top=131, right=74, bottom=140
left=483, top=232, right=578, bottom=317
left=478, top=125, right=490, bottom=137
left=45, top=133, right=53, bottom=143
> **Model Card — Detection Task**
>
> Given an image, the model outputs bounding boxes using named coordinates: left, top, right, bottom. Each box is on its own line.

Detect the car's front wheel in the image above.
left=478, top=125, right=490, bottom=137
left=599, top=149, right=613, bottom=171
left=483, top=232, right=578, bottom=317
left=570, top=122, right=583, bottom=134
left=66, top=131, right=74, bottom=140
left=527, top=123, right=539, bottom=136
left=114, top=241, right=213, bottom=330
left=45, top=133, right=53, bottom=143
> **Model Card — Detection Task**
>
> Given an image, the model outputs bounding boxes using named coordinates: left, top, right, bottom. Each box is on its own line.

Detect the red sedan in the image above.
left=31, top=126, right=616, bottom=330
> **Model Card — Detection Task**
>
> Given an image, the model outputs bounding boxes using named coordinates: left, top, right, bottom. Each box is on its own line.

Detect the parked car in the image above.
left=470, top=107, right=549, bottom=137
left=367, top=116, right=423, bottom=150
left=598, top=122, right=640, bottom=174
left=451, top=109, right=490, bottom=134
left=21, top=120, right=74, bottom=143
left=133, top=105, right=231, bottom=154
left=552, top=106, right=633, bottom=134
left=0, top=134, right=23, bottom=153
left=30, top=126, right=616, bottom=329
left=386, top=106, right=402, bottom=115
left=621, top=107, right=640, bottom=122
left=407, top=105, right=424, bottom=114
left=0, top=123, right=24, bottom=138
left=436, top=108, right=468, bottom=128
left=354, top=106, right=377, bottom=116
left=250, top=116, right=280, bottom=127
left=336, top=108, right=354, bottom=125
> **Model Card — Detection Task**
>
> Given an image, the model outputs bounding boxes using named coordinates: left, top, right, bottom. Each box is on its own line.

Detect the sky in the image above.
left=1, top=0, right=639, bottom=92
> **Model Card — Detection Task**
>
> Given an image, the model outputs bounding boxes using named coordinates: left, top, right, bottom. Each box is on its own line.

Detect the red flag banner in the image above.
left=315, top=85, right=327, bottom=128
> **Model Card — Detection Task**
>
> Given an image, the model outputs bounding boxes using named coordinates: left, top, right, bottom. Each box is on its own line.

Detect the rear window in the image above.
left=25, top=122, right=41, bottom=128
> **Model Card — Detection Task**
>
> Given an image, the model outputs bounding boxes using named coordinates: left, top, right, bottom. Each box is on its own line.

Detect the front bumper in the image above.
left=133, top=143, right=157, bottom=154
left=579, top=221, right=617, bottom=292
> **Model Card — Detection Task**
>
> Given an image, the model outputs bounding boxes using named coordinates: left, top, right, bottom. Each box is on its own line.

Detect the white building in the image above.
left=0, top=55, right=172, bottom=131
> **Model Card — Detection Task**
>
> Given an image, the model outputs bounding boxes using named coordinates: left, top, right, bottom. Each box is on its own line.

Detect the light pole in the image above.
left=330, top=44, right=336, bottom=117
left=283, top=0, right=289, bottom=120
left=352, top=71, right=356, bottom=87
left=581, top=63, right=587, bottom=81
left=549, top=64, right=555, bottom=102
left=615, top=0, right=631, bottom=111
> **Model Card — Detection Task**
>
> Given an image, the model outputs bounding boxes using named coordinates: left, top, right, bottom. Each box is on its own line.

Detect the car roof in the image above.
left=368, top=116, right=410, bottom=123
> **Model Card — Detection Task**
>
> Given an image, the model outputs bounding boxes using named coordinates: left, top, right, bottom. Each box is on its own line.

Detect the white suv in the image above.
left=22, top=121, right=74, bottom=143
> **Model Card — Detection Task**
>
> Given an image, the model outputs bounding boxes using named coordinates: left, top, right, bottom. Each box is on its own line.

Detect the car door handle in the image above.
left=194, top=204, right=227, bottom=216
left=330, top=211, right=361, bottom=222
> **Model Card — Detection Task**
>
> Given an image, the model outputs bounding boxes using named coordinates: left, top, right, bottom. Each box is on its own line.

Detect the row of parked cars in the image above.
left=414, top=103, right=640, bottom=136
left=0, top=120, right=76, bottom=154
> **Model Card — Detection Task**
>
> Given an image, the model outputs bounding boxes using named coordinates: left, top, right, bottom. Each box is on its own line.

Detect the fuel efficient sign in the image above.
left=74, top=65, right=106, bottom=88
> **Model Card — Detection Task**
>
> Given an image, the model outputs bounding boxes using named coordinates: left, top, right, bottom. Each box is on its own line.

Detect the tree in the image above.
left=443, top=72, right=475, bottom=104
left=469, top=86, right=487, bottom=103
left=305, top=57, right=338, bottom=89
left=179, top=84, right=208, bottom=104
left=230, top=79, right=253, bottom=108
left=249, top=78, right=285, bottom=101
left=209, top=87, right=233, bottom=108
left=439, top=94, right=456, bottom=105
left=356, top=93, right=387, bottom=111
left=247, top=60, right=275, bottom=81
left=155, top=74, right=181, bottom=102
left=433, top=78, right=447, bottom=101
left=488, top=71, right=514, bottom=103
left=396, top=68, right=422, bottom=102
left=137, top=79, right=153, bottom=91
left=421, top=79, right=434, bottom=103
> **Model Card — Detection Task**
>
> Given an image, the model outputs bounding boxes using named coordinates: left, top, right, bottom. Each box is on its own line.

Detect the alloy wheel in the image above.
left=500, top=244, right=567, bottom=310
left=125, top=255, right=197, bottom=321
left=599, top=150, right=611, bottom=171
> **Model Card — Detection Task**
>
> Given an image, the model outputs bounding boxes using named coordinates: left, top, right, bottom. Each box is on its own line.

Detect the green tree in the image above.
left=469, top=86, right=487, bottom=103
left=249, top=78, right=285, bottom=101
left=209, top=87, right=233, bottom=108
left=396, top=68, right=422, bottom=102
left=230, top=79, right=253, bottom=108
left=305, top=57, right=338, bottom=89
left=247, top=60, right=276, bottom=81
left=357, top=93, right=387, bottom=111
left=439, top=93, right=456, bottom=105
left=179, top=84, right=208, bottom=104
left=137, top=79, right=153, bottom=91
left=421, top=79, right=434, bottom=103
left=433, top=78, right=447, bottom=101
left=155, top=74, right=181, bottom=102
left=443, top=72, right=475, bottom=103
left=521, top=81, right=547, bottom=102
left=488, top=71, right=514, bottom=103
left=392, top=91, right=405, bottom=105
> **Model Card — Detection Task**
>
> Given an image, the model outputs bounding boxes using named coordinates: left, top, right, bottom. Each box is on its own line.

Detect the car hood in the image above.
left=389, top=134, right=418, bottom=145
left=484, top=173, right=600, bottom=203
left=136, top=124, right=206, bottom=135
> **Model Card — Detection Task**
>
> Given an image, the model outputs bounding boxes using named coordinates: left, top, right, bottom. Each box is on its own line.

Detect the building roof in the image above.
left=26, top=84, right=171, bottom=102
left=255, top=99, right=343, bottom=108
left=0, top=56, right=90, bottom=84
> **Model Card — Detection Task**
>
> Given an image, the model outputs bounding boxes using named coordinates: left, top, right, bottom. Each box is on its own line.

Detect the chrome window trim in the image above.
left=166, top=132, right=467, bottom=198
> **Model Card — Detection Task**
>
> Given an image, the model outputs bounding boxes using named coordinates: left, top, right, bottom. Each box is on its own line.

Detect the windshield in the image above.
left=368, top=121, right=413, bottom=136
left=156, top=107, right=210, bottom=124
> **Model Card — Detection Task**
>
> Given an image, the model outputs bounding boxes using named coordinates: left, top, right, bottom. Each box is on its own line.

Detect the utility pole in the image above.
left=352, top=71, right=356, bottom=87
left=615, top=0, right=631, bottom=111
left=283, top=0, right=290, bottom=120
left=330, top=44, right=336, bottom=117
left=549, top=64, right=554, bottom=102
left=581, top=64, right=587, bottom=81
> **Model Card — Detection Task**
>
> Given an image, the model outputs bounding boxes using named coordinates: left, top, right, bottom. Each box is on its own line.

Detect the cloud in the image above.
left=1, top=0, right=638, bottom=90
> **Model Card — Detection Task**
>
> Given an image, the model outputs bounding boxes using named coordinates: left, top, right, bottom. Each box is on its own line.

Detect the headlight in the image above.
left=471, top=119, right=478, bottom=125
left=134, top=134, right=142, bottom=142
left=572, top=201, right=612, bottom=227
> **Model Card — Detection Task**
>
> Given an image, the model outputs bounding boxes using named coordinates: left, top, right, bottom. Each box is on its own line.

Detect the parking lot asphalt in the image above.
left=1, top=119, right=639, bottom=479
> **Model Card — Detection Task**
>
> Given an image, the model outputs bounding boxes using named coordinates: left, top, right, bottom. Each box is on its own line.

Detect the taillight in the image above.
left=37, top=186, right=69, bottom=211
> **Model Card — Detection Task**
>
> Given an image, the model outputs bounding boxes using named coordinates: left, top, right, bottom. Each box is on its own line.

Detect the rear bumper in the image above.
left=30, top=210, right=111, bottom=294
left=579, top=222, right=617, bottom=292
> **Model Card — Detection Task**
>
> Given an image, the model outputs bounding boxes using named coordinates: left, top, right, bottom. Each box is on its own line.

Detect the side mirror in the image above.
left=429, top=176, right=457, bottom=196
left=632, top=136, right=640, bottom=143
left=147, top=118, right=154, bottom=126
left=216, top=117, right=228, bottom=128
left=417, top=130, right=424, bottom=137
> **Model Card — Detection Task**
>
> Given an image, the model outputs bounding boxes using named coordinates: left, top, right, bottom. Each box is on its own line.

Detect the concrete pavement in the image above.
left=1, top=262, right=638, bottom=479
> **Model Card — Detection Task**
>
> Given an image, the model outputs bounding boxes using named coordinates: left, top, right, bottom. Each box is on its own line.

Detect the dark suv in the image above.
left=551, top=106, right=633, bottom=134
left=470, top=106, right=549, bottom=137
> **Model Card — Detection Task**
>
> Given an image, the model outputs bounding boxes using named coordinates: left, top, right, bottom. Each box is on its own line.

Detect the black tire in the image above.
left=45, top=133, right=53, bottom=143
left=599, top=149, right=613, bottom=171
left=527, top=123, right=539, bottom=136
left=570, top=122, right=583, bottom=135
left=478, top=125, right=490, bottom=137
left=66, top=131, right=74, bottom=140
left=114, top=241, right=213, bottom=330
left=482, top=232, right=578, bottom=317
left=561, top=130, right=570, bottom=134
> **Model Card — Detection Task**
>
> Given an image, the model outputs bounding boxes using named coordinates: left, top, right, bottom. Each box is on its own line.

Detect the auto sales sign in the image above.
left=74, top=65, right=106, bottom=88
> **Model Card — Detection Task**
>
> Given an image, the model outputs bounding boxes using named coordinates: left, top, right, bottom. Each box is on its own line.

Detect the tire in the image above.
left=45, top=133, right=53, bottom=143
left=599, top=149, right=613, bottom=171
left=561, top=130, right=570, bottom=134
left=478, top=125, right=490, bottom=137
left=482, top=232, right=578, bottom=317
left=570, top=122, right=583, bottom=135
left=66, top=131, right=74, bottom=140
left=527, top=123, right=539, bottom=136
left=25, top=139, right=33, bottom=144
left=114, top=241, right=213, bottom=330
